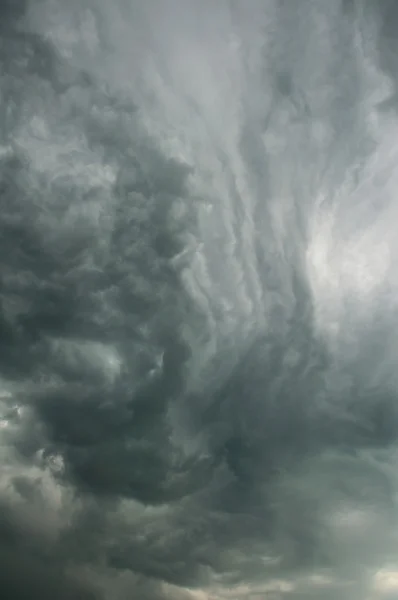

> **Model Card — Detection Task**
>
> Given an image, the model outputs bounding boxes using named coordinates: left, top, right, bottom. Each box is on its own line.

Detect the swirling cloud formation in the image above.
left=2, top=1, right=398, bottom=598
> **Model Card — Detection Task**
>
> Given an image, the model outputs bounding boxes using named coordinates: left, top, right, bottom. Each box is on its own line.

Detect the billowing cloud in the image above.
left=1, top=1, right=398, bottom=598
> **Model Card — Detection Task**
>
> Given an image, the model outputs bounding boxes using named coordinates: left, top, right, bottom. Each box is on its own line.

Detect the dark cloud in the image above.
left=1, top=0, right=398, bottom=599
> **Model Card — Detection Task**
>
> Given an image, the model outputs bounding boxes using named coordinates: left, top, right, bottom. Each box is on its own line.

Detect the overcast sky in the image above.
left=2, top=1, right=398, bottom=598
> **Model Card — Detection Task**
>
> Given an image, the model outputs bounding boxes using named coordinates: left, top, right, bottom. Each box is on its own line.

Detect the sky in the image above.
left=1, top=0, right=398, bottom=598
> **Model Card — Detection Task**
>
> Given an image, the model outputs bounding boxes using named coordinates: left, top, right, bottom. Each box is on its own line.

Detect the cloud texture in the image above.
left=2, top=0, right=398, bottom=598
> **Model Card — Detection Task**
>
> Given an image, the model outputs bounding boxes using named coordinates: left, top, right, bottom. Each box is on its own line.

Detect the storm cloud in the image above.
left=2, top=0, right=398, bottom=598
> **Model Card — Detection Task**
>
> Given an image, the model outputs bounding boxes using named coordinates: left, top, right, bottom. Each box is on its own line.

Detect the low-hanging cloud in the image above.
left=2, top=0, right=398, bottom=598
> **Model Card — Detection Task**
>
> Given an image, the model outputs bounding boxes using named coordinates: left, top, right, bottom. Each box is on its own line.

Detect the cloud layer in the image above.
left=2, top=1, right=398, bottom=598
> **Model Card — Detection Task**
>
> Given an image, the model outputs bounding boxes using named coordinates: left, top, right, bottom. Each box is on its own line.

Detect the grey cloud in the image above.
left=2, top=0, right=398, bottom=599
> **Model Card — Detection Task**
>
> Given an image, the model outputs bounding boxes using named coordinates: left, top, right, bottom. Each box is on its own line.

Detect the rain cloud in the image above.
left=2, top=1, right=398, bottom=598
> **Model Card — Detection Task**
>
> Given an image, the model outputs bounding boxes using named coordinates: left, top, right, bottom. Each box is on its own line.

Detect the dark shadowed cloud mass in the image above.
left=2, top=0, right=398, bottom=598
